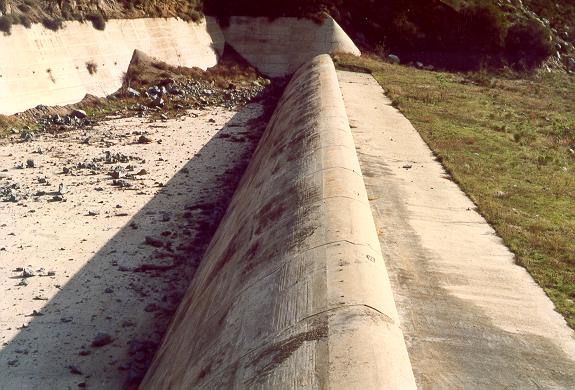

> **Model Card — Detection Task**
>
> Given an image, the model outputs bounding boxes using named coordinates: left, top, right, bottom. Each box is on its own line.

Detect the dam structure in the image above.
left=0, top=14, right=574, bottom=389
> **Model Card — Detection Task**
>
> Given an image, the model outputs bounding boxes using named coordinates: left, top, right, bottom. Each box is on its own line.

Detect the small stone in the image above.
left=87, top=210, right=99, bottom=216
left=58, top=183, right=67, bottom=195
left=112, top=179, right=131, bottom=188
left=144, top=236, right=163, bottom=248
left=26, top=159, right=35, bottom=168
left=63, top=167, right=70, bottom=174
left=91, top=333, right=113, bottom=347
left=68, top=365, right=83, bottom=375
left=135, top=169, right=148, bottom=176
left=104, top=287, right=114, bottom=294
left=71, top=110, right=87, bottom=119
left=121, top=320, right=135, bottom=328
left=127, top=87, right=141, bottom=97
left=388, top=54, right=400, bottom=64
left=22, top=268, right=35, bottom=278
left=137, top=135, right=153, bottom=144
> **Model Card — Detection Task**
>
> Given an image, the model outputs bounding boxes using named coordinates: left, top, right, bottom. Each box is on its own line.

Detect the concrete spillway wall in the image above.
left=0, top=16, right=359, bottom=115
left=222, top=16, right=361, bottom=77
left=0, top=18, right=225, bottom=115
left=141, top=55, right=416, bottom=389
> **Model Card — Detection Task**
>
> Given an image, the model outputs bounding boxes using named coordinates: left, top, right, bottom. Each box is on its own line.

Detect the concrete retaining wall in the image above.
left=0, top=16, right=359, bottom=115
left=0, top=18, right=225, bottom=115
left=141, top=55, right=415, bottom=389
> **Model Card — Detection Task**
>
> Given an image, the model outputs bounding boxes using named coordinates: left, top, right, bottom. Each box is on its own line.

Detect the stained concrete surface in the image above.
left=0, top=18, right=224, bottom=115
left=0, top=104, right=264, bottom=388
left=142, top=55, right=415, bottom=389
left=337, top=70, right=575, bottom=388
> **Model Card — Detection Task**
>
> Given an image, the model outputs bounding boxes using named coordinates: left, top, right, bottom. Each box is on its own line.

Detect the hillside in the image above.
left=1, top=0, right=573, bottom=71
left=0, top=0, right=202, bottom=32
left=205, top=0, right=574, bottom=71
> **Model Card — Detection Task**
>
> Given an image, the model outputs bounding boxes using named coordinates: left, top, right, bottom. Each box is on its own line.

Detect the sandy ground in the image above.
left=0, top=103, right=264, bottom=389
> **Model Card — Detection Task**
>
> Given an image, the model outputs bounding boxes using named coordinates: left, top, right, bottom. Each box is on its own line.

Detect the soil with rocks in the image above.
left=0, top=56, right=283, bottom=387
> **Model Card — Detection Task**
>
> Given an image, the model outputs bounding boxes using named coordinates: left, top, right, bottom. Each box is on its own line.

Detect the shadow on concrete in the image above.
left=0, top=96, right=273, bottom=389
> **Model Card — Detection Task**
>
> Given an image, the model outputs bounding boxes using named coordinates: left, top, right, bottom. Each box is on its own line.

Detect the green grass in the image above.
left=333, top=53, right=575, bottom=328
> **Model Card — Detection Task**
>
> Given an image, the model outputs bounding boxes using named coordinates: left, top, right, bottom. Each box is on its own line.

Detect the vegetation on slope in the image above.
left=205, top=0, right=571, bottom=71
left=1, top=0, right=572, bottom=71
left=334, top=53, right=575, bottom=328
left=0, top=0, right=203, bottom=34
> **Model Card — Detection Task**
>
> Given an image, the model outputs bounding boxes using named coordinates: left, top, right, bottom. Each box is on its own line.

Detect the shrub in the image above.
left=19, top=15, right=31, bottom=29
left=460, top=4, right=507, bottom=55
left=18, top=4, right=31, bottom=13
left=87, top=12, right=106, bottom=31
left=42, top=17, right=63, bottom=31
left=0, top=15, right=12, bottom=34
left=86, top=61, right=98, bottom=75
left=505, top=19, right=553, bottom=69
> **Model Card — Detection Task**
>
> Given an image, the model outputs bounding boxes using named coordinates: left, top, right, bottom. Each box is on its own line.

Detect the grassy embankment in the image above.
left=333, top=53, right=575, bottom=328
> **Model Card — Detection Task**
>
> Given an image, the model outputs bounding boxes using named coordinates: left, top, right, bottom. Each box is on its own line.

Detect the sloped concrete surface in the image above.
left=222, top=16, right=360, bottom=77
left=0, top=18, right=224, bottom=115
left=141, top=55, right=415, bottom=389
left=337, top=70, right=575, bottom=388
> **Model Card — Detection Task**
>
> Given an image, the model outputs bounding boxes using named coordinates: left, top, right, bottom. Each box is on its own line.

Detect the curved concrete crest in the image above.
left=141, top=55, right=415, bottom=389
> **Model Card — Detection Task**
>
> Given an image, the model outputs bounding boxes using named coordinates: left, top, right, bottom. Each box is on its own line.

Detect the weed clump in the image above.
left=86, top=61, right=98, bottom=75
left=0, top=15, right=12, bottom=34
left=42, top=17, right=63, bottom=31
left=87, top=12, right=106, bottom=31
left=19, top=15, right=31, bottom=28
left=505, top=19, right=553, bottom=70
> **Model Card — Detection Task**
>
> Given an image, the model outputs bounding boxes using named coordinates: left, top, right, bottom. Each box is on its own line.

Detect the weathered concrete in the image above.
left=337, top=70, right=575, bottom=388
left=141, top=55, right=415, bottom=389
left=0, top=18, right=224, bottom=115
left=222, top=16, right=360, bottom=77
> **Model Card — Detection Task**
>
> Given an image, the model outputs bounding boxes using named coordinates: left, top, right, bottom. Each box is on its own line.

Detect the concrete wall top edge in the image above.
left=1, top=15, right=359, bottom=114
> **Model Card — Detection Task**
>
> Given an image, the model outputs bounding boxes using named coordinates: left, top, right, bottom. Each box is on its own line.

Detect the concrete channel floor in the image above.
left=337, top=70, right=575, bottom=388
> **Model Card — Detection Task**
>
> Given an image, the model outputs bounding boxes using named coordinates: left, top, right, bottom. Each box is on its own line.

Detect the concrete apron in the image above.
left=337, top=70, right=575, bottom=388
left=141, top=56, right=416, bottom=388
